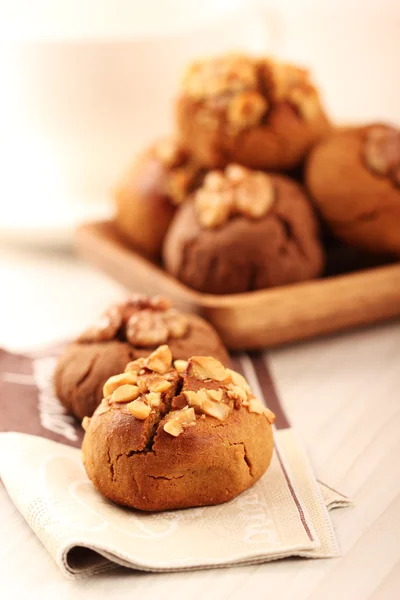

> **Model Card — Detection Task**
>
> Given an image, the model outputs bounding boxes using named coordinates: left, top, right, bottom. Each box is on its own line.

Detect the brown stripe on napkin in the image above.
left=0, top=348, right=83, bottom=447
left=232, top=352, right=290, bottom=429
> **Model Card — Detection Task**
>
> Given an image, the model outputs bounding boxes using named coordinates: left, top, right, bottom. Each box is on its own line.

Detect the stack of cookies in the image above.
left=115, top=53, right=400, bottom=294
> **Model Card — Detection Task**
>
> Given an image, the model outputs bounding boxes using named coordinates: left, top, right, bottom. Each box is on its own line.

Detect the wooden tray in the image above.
left=76, top=221, right=400, bottom=350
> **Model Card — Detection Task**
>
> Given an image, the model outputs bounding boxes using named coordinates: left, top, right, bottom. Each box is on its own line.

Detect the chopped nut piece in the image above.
left=145, top=345, right=173, bottom=374
left=227, top=384, right=248, bottom=403
left=164, top=407, right=196, bottom=437
left=235, top=173, right=275, bottom=218
left=127, top=399, right=152, bottom=419
left=227, top=91, right=268, bottom=129
left=195, top=188, right=233, bottom=229
left=203, top=170, right=226, bottom=191
left=187, top=356, right=227, bottom=381
left=364, top=125, right=400, bottom=177
left=147, top=376, right=172, bottom=394
left=184, top=389, right=209, bottom=407
left=247, top=396, right=267, bottom=415
left=103, top=372, right=138, bottom=397
left=166, top=168, right=192, bottom=205
left=206, top=389, right=223, bottom=402
left=174, top=359, right=188, bottom=373
left=149, top=296, right=173, bottom=311
left=226, top=369, right=251, bottom=393
left=264, top=408, right=276, bottom=424
left=145, top=392, right=162, bottom=407
left=289, top=85, right=319, bottom=120
left=201, top=398, right=230, bottom=421
left=126, top=310, right=169, bottom=347
left=125, top=357, right=146, bottom=373
left=225, top=164, right=248, bottom=183
left=138, top=378, right=149, bottom=394
left=111, top=384, right=141, bottom=404
left=82, top=416, right=91, bottom=431
left=96, top=400, right=111, bottom=415
left=164, top=309, right=189, bottom=338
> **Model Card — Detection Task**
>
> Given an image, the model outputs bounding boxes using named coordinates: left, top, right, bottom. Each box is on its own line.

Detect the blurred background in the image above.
left=0, top=0, right=399, bottom=247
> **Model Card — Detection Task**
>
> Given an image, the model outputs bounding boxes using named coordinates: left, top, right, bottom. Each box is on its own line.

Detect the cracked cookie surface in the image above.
left=163, top=172, right=324, bottom=294
left=82, top=349, right=275, bottom=511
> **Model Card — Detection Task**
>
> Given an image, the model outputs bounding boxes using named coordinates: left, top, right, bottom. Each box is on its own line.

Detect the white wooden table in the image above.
left=1, top=244, right=399, bottom=600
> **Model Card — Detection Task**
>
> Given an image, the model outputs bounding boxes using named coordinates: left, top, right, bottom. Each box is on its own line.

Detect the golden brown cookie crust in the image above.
left=305, top=125, right=400, bottom=255
left=163, top=173, right=324, bottom=294
left=82, top=351, right=275, bottom=511
left=176, top=55, right=331, bottom=170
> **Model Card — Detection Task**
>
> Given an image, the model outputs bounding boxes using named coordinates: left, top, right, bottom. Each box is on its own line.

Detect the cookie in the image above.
left=54, top=295, right=230, bottom=420
left=82, top=347, right=276, bottom=511
left=114, top=138, right=202, bottom=257
left=306, top=124, right=400, bottom=255
left=162, top=165, right=324, bottom=294
left=176, top=54, right=330, bottom=171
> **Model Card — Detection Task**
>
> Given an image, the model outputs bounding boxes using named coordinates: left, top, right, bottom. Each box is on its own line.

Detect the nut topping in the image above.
left=91, top=347, right=276, bottom=435
left=82, top=416, right=91, bottom=431
left=77, top=296, right=190, bottom=347
left=173, top=359, right=188, bottom=373
left=227, top=91, right=268, bottom=129
left=164, top=406, right=196, bottom=437
left=363, top=125, right=400, bottom=186
left=127, top=399, right=152, bottom=420
left=194, top=165, right=275, bottom=228
left=187, top=356, right=227, bottom=381
left=145, top=345, right=172, bottom=374
left=103, top=372, right=138, bottom=398
left=110, top=384, right=140, bottom=404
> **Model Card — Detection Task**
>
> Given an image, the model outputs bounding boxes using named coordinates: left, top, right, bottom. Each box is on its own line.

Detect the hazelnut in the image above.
left=125, top=357, right=146, bottom=373
left=289, top=85, right=320, bottom=120
left=174, top=359, right=188, bottom=373
left=126, top=310, right=169, bottom=347
left=195, top=188, right=233, bottom=229
left=200, top=398, right=231, bottom=421
left=225, top=164, right=248, bottom=183
left=103, top=372, right=138, bottom=398
left=127, top=399, right=152, bottom=420
left=205, top=389, right=223, bottom=402
left=234, top=173, right=275, bottom=219
left=163, top=406, right=196, bottom=437
left=145, top=345, right=173, bottom=374
left=82, top=416, right=91, bottom=431
left=227, top=91, right=268, bottom=129
left=227, top=384, right=248, bottom=403
left=110, top=384, right=141, bottom=404
left=226, top=369, right=251, bottom=393
left=364, top=125, right=400, bottom=177
left=187, top=356, right=227, bottom=381
left=147, top=376, right=172, bottom=394
left=163, top=309, right=189, bottom=339
left=145, top=392, right=162, bottom=407
left=203, top=170, right=226, bottom=191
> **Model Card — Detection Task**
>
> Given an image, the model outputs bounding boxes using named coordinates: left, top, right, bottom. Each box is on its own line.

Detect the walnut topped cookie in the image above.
left=163, top=166, right=325, bottom=294
left=306, top=124, right=400, bottom=256
left=176, top=54, right=330, bottom=170
left=115, top=138, right=202, bottom=258
left=54, top=295, right=230, bottom=420
left=82, top=347, right=275, bottom=511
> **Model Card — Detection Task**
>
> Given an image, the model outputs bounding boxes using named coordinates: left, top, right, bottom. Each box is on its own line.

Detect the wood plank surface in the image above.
left=76, top=221, right=400, bottom=350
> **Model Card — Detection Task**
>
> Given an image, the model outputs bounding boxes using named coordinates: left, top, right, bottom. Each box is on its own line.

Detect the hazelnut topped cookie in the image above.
left=54, top=295, right=230, bottom=420
left=163, top=165, right=325, bottom=294
left=115, top=138, right=202, bottom=257
left=306, top=124, right=400, bottom=255
left=176, top=53, right=330, bottom=170
left=82, top=346, right=275, bottom=511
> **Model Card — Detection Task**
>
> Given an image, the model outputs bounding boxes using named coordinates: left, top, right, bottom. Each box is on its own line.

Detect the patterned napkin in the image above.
left=0, top=346, right=351, bottom=578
